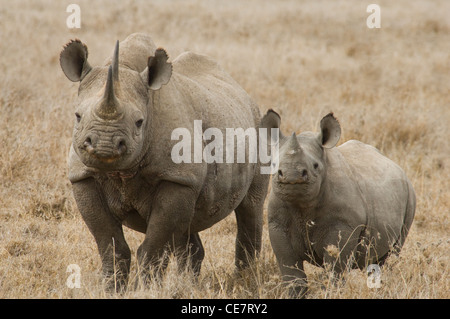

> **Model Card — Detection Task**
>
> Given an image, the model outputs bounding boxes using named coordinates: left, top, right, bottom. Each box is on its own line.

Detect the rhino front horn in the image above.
left=112, top=40, right=119, bottom=82
left=96, top=65, right=121, bottom=119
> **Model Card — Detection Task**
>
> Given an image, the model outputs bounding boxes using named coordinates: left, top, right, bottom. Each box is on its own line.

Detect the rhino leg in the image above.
left=72, top=178, right=131, bottom=292
left=318, top=225, right=361, bottom=279
left=394, top=182, right=416, bottom=254
left=376, top=187, right=416, bottom=267
left=172, top=232, right=205, bottom=276
left=137, top=181, right=196, bottom=281
left=269, top=218, right=308, bottom=298
left=234, top=173, right=267, bottom=270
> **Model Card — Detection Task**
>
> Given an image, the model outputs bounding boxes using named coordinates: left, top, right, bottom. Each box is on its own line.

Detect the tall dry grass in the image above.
left=0, top=0, right=448, bottom=298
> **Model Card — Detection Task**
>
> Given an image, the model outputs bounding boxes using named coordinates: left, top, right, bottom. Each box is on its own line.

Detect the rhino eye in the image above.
left=313, top=163, right=319, bottom=169
left=75, top=112, right=82, bottom=123
left=135, top=119, right=144, bottom=128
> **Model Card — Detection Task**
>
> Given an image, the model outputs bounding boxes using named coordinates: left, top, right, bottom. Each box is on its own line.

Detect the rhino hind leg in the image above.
left=377, top=182, right=416, bottom=266
left=234, top=172, right=269, bottom=270
left=396, top=182, right=416, bottom=252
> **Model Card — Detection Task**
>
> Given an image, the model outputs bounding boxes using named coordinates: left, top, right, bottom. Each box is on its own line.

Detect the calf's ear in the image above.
left=60, top=39, right=92, bottom=82
left=319, top=113, right=341, bottom=148
left=142, top=48, right=173, bottom=90
left=260, top=109, right=284, bottom=144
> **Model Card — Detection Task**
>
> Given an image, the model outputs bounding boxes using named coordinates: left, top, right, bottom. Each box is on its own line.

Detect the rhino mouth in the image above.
left=94, top=154, right=121, bottom=163
left=278, top=180, right=308, bottom=185
left=276, top=175, right=310, bottom=185
left=273, top=179, right=319, bottom=203
left=84, top=150, right=122, bottom=164
left=101, top=158, right=119, bottom=164
left=83, top=140, right=126, bottom=164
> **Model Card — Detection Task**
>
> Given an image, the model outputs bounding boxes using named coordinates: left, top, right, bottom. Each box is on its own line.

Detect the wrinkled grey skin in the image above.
left=262, top=110, right=415, bottom=298
left=60, top=33, right=269, bottom=291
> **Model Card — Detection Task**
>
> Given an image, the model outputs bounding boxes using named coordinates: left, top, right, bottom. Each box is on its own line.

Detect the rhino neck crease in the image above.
left=106, top=169, right=138, bottom=180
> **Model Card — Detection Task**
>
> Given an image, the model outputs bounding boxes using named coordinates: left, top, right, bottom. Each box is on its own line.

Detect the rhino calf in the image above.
left=60, top=33, right=269, bottom=291
left=262, top=110, right=415, bottom=298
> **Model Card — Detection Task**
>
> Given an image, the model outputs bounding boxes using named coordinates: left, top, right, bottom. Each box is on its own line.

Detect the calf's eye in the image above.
left=135, top=119, right=144, bottom=128
left=75, top=112, right=81, bottom=123
left=313, top=163, right=319, bottom=169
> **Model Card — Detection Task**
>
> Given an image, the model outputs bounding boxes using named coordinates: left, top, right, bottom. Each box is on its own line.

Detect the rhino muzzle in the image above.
left=277, top=167, right=309, bottom=184
left=83, top=134, right=127, bottom=163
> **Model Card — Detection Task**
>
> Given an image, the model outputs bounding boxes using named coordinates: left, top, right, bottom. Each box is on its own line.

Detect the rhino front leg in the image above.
left=72, top=178, right=131, bottom=292
left=137, top=181, right=197, bottom=281
left=269, top=222, right=307, bottom=298
left=172, top=232, right=205, bottom=276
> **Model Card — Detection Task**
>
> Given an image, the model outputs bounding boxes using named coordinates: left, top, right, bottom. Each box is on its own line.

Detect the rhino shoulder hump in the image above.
left=173, top=51, right=222, bottom=77
left=340, top=139, right=381, bottom=154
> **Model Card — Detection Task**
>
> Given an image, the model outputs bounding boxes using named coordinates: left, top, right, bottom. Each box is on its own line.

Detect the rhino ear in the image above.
left=143, top=48, right=172, bottom=90
left=319, top=112, right=341, bottom=149
left=60, top=39, right=92, bottom=82
left=260, top=109, right=284, bottom=144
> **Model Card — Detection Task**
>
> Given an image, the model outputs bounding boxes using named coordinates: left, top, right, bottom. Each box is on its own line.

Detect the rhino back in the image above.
left=172, top=51, right=260, bottom=128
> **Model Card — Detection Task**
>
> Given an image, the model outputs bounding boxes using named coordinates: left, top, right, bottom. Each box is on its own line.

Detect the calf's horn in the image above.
left=286, top=132, right=303, bottom=154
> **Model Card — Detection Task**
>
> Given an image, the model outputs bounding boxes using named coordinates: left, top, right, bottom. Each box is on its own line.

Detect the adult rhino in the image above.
left=60, top=33, right=269, bottom=290
left=262, top=110, right=415, bottom=298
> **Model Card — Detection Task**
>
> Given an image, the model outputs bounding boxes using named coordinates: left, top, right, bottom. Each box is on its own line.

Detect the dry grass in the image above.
left=0, top=0, right=449, bottom=298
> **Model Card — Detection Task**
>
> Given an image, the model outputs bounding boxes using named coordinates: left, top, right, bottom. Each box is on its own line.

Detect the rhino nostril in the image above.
left=301, top=169, right=308, bottom=180
left=116, top=139, right=127, bottom=155
left=84, top=137, right=95, bottom=154
left=84, top=137, right=92, bottom=145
